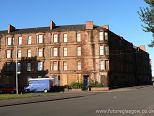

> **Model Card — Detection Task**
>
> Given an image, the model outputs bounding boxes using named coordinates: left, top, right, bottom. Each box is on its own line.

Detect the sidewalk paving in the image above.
left=0, top=91, right=98, bottom=107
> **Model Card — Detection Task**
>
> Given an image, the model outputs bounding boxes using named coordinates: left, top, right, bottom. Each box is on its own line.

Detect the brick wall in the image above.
left=0, top=22, right=152, bottom=91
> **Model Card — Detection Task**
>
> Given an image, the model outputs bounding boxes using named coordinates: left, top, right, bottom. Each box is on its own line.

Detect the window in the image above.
left=63, top=34, right=67, bottom=42
left=38, top=35, right=43, bottom=44
left=100, top=45, right=104, bottom=55
left=53, top=61, right=58, bottom=70
left=27, top=49, right=31, bottom=57
left=54, top=76, right=60, bottom=86
left=105, top=46, right=109, bottom=55
left=77, top=61, right=81, bottom=70
left=17, top=62, right=21, bottom=73
left=6, top=50, right=11, bottom=58
left=105, top=60, right=109, bottom=70
left=6, top=62, right=11, bottom=71
left=38, top=48, right=43, bottom=57
left=27, top=63, right=31, bottom=71
left=50, top=48, right=52, bottom=57
left=99, top=32, right=103, bottom=41
left=77, top=33, right=81, bottom=42
left=53, top=48, right=58, bottom=56
left=18, top=50, right=21, bottom=58
left=12, top=38, right=15, bottom=45
left=50, top=62, right=52, bottom=71
left=104, top=32, right=108, bottom=40
left=7, top=37, right=12, bottom=45
left=77, top=47, right=81, bottom=56
left=63, top=62, right=67, bottom=71
left=18, top=36, right=22, bottom=45
left=38, top=62, right=43, bottom=71
left=53, top=34, right=58, bottom=43
left=27, top=36, right=32, bottom=44
left=63, top=48, right=67, bottom=56
left=100, top=60, right=105, bottom=70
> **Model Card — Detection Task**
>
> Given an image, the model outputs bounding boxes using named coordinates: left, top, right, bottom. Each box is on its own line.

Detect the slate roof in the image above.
left=0, top=24, right=99, bottom=35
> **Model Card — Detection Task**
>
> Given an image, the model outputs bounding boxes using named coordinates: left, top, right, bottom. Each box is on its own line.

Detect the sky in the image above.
left=0, top=0, right=153, bottom=76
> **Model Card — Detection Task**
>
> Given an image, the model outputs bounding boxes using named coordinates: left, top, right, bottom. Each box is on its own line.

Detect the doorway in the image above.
left=53, top=75, right=60, bottom=86
left=82, top=75, right=89, bottom=90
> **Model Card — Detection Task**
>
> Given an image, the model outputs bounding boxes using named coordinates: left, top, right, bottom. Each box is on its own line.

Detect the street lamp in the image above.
left=15, top=46, right=18, bottom=94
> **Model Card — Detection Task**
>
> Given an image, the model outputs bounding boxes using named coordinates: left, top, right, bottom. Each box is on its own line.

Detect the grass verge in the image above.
left=0, top=93, right=57, bottom=100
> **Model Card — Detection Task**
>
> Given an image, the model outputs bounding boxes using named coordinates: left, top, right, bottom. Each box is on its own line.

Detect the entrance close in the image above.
left=83, top=75, right=89, bottom=90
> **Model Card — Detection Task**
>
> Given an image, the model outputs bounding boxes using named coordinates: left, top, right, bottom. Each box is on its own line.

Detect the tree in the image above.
left=138, top=0, right=154, bottom=47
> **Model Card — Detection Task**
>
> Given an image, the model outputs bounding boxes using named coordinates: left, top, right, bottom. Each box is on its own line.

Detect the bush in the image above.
left=89, top=80, right=103, bottom=88
left=89, top=80, right=95, bottom=87
left=69, top=82, right=82, bottom=89
left=95, top=82, right=103, bottom=87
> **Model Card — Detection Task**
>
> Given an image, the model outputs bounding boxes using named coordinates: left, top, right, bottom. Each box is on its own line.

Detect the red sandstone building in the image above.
left=0, top=21, right=152, bottom=90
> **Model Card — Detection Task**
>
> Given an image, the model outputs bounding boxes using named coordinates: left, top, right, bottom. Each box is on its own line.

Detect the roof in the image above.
left=0, top=24, right=99, bottom=34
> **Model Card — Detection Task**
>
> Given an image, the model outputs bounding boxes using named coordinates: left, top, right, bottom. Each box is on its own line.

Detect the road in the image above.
left=1, top=86, right=154, bottom=116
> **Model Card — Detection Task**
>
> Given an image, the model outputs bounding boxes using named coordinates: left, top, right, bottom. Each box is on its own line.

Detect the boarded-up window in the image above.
left=105, top=60, right=109, bottom=70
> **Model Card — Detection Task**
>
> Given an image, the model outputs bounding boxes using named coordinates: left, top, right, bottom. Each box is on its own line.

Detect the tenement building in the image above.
left=0, top=21, right=152, bottom=90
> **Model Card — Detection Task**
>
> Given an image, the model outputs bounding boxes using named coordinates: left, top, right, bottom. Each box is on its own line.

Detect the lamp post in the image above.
left=15, top=46, right=18, bottom=94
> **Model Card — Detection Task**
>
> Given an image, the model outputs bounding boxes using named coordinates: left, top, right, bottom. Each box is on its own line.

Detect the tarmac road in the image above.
left=0, top=85, right=154, bottom=116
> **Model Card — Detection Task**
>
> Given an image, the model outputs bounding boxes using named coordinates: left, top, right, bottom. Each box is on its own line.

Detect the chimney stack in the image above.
left=8, top=24, right=16, bottom=33
left=102, top=25, right=109, bottom=30
left=86, top=21, right=93, bottom=30
left=50, top=20, right=55, bottom=30
left=139, top=45, right=146, bottom=51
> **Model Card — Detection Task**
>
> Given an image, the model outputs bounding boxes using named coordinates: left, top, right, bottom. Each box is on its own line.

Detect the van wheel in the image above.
left=44, top=89, right=48, bottom=93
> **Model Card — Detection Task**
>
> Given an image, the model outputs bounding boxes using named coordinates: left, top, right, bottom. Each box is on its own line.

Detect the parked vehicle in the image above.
left=0, top=85, right=16, bottom=94
left=24, top=78, right=54, bottom=93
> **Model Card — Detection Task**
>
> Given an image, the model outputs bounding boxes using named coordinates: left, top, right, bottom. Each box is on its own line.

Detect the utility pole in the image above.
left=16, top=46, right=18, bottom=94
